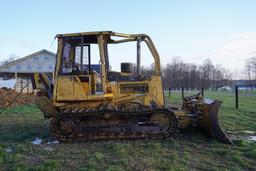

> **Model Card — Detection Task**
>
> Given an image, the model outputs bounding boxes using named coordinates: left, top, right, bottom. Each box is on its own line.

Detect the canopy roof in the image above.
left=56, top=31, right=148, bottom=39
left=56, top=31, right=150, bottom=45
left=56, top=31, right=114, bottom=38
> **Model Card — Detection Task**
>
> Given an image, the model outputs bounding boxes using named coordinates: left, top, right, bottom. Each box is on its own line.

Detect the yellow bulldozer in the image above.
left=33, top=31, right=231, bottom=143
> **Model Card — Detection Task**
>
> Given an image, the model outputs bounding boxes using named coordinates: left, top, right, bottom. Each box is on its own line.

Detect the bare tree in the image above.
left=245, top=58, right=254, bottom=90
left=161, top=57, right=231, bottom=90
left=0, top=54, right=19, bottom=66
left=251, top=57, right=256, bottom=87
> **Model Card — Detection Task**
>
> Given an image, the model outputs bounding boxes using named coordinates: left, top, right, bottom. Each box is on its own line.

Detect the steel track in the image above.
left=50, top=108, right=178, bottom=142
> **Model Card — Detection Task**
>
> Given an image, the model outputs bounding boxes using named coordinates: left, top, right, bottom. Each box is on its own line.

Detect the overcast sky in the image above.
left=0, top=0, right=256, bottom=79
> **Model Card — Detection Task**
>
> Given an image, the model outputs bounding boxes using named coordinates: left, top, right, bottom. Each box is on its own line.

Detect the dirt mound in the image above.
left=0, top=88, right=36, bottom=108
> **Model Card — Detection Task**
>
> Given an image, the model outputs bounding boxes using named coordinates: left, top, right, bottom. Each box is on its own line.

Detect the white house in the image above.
left=0, top=49, right=56, bottom=74
left=0, top=49, right=56, bottom=93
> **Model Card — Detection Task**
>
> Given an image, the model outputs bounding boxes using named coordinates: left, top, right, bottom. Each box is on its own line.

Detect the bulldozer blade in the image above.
left=199, top=99, right=232, bottom=144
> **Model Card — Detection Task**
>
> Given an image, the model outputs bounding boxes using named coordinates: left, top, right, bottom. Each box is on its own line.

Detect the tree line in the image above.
left=142, top=57, right=232, bottom=90
left=244, top=57, right=256, bottom=89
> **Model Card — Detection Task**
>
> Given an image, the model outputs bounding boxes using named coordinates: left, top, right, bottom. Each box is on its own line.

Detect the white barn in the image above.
left=0, top=49, right=56, bottom=93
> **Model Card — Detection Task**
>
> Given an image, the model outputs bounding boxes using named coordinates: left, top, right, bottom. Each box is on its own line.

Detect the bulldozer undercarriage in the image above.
left=50, top=108, right=178, bottom=142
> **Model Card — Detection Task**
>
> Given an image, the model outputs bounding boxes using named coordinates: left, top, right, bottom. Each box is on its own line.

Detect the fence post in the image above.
left=182, top=87, right=184, bottom=99
left=169, top=88, right=171, bottom=96
left=201, top=87, right=204, bottom=97
left=21, top=79, right=23, bottom=93
left=235, top=86, right=238, bottom=109
left=27, top=77, right=29, bottom=93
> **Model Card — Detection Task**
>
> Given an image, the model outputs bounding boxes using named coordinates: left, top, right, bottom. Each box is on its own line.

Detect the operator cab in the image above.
left=59, top=35, right=103, bottom=95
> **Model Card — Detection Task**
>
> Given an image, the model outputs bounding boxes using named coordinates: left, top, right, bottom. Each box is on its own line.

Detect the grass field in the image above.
left=0, top=91, right=255, bottom=170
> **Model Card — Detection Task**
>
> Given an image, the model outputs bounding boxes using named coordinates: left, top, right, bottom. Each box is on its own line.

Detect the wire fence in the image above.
left=164, top=88, right=256, bottom=97
left=164, top=86, right=256, bottom=109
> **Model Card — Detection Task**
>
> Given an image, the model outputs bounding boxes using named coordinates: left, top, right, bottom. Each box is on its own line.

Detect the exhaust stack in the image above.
left=137, top=38, right=142, bottom=74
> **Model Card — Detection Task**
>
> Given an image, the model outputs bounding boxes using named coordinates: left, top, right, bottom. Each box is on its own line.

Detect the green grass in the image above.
left=0, top=92, right=255, bottom=170
left=0, top=105, right=49, bottom=143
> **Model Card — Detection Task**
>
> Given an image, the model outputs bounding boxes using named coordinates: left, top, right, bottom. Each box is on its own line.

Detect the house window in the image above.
left=27, top=65, right=32, bottom=69
left=44, top=56, right=49, bottom=60
left=16, top=65, right=21, bottom=69
left=33, top=57, right=39, bottom=60
left=38, top=66, right=42, bottom=69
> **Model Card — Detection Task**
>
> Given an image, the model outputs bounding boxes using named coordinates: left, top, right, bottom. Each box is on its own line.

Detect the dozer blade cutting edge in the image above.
left=199, top=99, right=232, bottom=144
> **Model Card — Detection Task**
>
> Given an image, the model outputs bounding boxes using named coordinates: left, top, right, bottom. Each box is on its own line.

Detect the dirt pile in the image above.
left=0, top=88, right=36, bottom=108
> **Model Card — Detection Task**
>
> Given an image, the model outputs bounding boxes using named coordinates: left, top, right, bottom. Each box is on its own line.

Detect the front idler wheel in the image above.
left=56, top=116, right=76, bottom=137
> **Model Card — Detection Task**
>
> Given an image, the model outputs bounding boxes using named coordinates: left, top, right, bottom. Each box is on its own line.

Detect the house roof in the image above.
left=0, top=49, right=56, bottom=69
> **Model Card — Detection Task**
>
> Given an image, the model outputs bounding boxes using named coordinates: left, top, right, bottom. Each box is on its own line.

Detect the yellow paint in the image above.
left=50, top=32, right=165, bottom=109
left=56, top=76, right=87, bottom=101
left=173, top=111, right=191, bottom=129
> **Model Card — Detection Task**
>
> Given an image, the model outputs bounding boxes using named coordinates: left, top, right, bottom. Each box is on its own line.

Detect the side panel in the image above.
left=106, top=75, right=164, bottom=107
left=149, top=75, right=164, bottom=105
left=56, top=76, right=88, bottom=101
